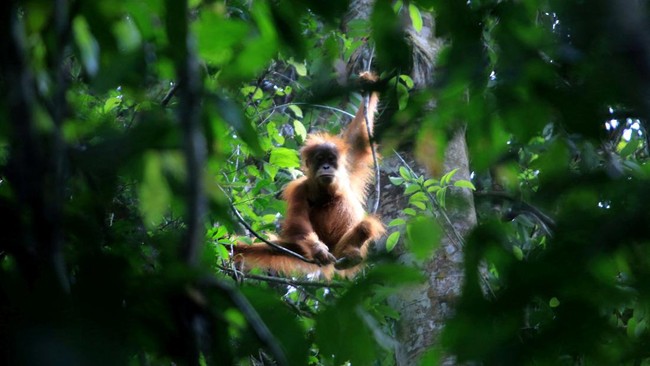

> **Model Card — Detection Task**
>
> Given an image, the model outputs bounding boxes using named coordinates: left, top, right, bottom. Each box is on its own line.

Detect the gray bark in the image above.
left=341, top=2, right=476, bottom=364
left=387, top=130, right=476, bottom=366
left=386, top=9, right=476, bottom=364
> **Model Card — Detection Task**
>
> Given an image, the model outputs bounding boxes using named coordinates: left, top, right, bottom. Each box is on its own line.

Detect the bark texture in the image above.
left=387, top=130, right=476, bottom=366
left=342, top=2, right=476, bottom=364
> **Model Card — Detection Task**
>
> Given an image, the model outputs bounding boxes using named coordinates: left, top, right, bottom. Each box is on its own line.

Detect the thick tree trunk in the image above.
left=390, top=10, right=476, bottom=364
left=388, top=130, right=476, bottom=366
left=342, top=2, right=476, bottom=364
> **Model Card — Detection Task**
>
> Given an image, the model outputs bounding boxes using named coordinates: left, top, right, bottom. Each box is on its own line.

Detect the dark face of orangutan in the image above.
left=308, top=144, right=340, bottom=186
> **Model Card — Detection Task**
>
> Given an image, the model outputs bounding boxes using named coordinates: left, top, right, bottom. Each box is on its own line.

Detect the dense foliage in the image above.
left=1, top=0, right=650, bottom=365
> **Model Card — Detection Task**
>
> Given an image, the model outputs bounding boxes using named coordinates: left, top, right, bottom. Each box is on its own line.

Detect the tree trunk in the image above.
left=388, top=130, right=476, bottom=366
left=341, top=2, right=477, bottom=364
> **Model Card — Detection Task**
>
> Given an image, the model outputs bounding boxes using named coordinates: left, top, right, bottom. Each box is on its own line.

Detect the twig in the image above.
left=393, top=151, right=465, bottom=246
left=262, top=102, right=355, bottom=118
left=161, top=82, right=179, bottom=107
left=392, top=151, right=496, bottom=298
left=216, top=185, right=317, bottom=264
left=218, top=265, right=344, bottom=288
left=363, top=93, right=381, bottom=214
left=474, top=191, right=555, bottom=234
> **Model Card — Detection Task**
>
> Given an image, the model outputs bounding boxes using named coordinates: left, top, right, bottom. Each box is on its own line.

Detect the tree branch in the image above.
left=474, top=191, right=555, bottom=234
left=215, top=184, right=317, bottom=264
left=218, top=265, right=344, bottom=288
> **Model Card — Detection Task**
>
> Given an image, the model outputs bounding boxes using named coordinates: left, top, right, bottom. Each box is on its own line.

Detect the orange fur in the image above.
left=233, top=72, right=384, bottom=278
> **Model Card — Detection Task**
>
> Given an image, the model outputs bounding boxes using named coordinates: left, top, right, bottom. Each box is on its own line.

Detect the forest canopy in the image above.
left=2, top=0, right=650, bottom=365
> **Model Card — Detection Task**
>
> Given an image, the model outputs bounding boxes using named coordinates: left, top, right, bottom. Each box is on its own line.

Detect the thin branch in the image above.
left=474, top=191, right=555, bottom=234
left=262, top=102, right=355, bottom=118
left=161, top=82, right=179, bottom=107
left=363, top=93, right=381, bottom=214
left=216, top=185, right=317, bottom=264
left=218, top=265, right=344, bottom=288
left=392, top=151, right=496, bottom=298
left=393, top=151, right=465, bottom=246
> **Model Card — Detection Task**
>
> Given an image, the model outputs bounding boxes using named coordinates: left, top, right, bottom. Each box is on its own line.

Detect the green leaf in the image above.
left=513, top=245, right=524, bottom=261
left=408, top=4, right=423, bottom=33
left=409, top=192, right=427, bottom=202
left=194, top=12, right=249, bottom=66
left=423, top=178, right=438, bottom=187
left=400, top=74, right=415, bottom=89
left=404, top=184, right=420, bottom=195
left=293, top=120, right=307, bottom=142
left=386, top=231, right=401, bottom=252
left=388, top=218, right=406, bottom=227
left=636, top=319, right=647, bottom=337
left=389, top=176, right=405, bottom=186
left=393, top=0, right=403, bottom=13
left=454, top=179, right=476, bottom=190
left=269, top=147, right=300, bottom=169
left=264, top=162, right=280, bottom=180
left=440, top=168, right=459, bottom=185
left=436, top=188, right=446, bottom=209
left=72, top=16, right=99, bottom=76
left=267, top=122, right=285, bottom=145
left=113, top=16, right=142, bottom=52
left=397, top=81, right=409, bottom=110
left=139, top=152, right=170, bottom=229
left=403, top=208, right=417, bottom=216
left=288, top=104, right=303, bottom=118
left=399, top=166, right=412, bottom=180
left=549, top=297, right=560, bottom=308
left=288, top=58, right=307, bottom=76
left=406, top=216, right=441, bottom=259
left=628, top=318, right=638, bottom=338
left=215, top=243, right=231, bottom=260
left=619, top=137, right=640, bottom=158
left=410, top=201, right=426, bottom=210
left=241, top=86, right=264, bottom=100
left=103, top=96, right=122, bottom=113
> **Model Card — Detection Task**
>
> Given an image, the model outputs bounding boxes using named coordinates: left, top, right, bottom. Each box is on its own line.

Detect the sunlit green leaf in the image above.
left=399, top=166, right=412, bottom=180
left=409, top=192, right=427, bottom=202
left=388, top=218, right=406, bottom=227
left=408, top=4, right=423, bottom=33
left=113, top=16, right=142, bottom=52
left=440, top=168, right=459, bottom=186
left=406, top=216, right=441, bottom=259
left=386, top=231, right=401, bottom=252
left=619, top=137, right=640, bottom=158
left=103, top=96, right=122, bottom=113
left=293, top=120, right=307, bottom=141
left=73, top=16, right=99, bottom=76
left=454, top=179, right=476, bottom=190
left=139, top=153, right=170, bottom=229
left=288, top=58, right=307, bottom=76
left=288, top=104, right=303, bottom=118
left=404, top=184, right=420, bottom=195
left=435, top=187, right=446, bottom=209
left=403, top=208, right=417, bottom=216
left=410, top=200, right=426, bottom=210
left=400, top=74, right=415, bottom=89
left=269, top=147, right=300, bottom=169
